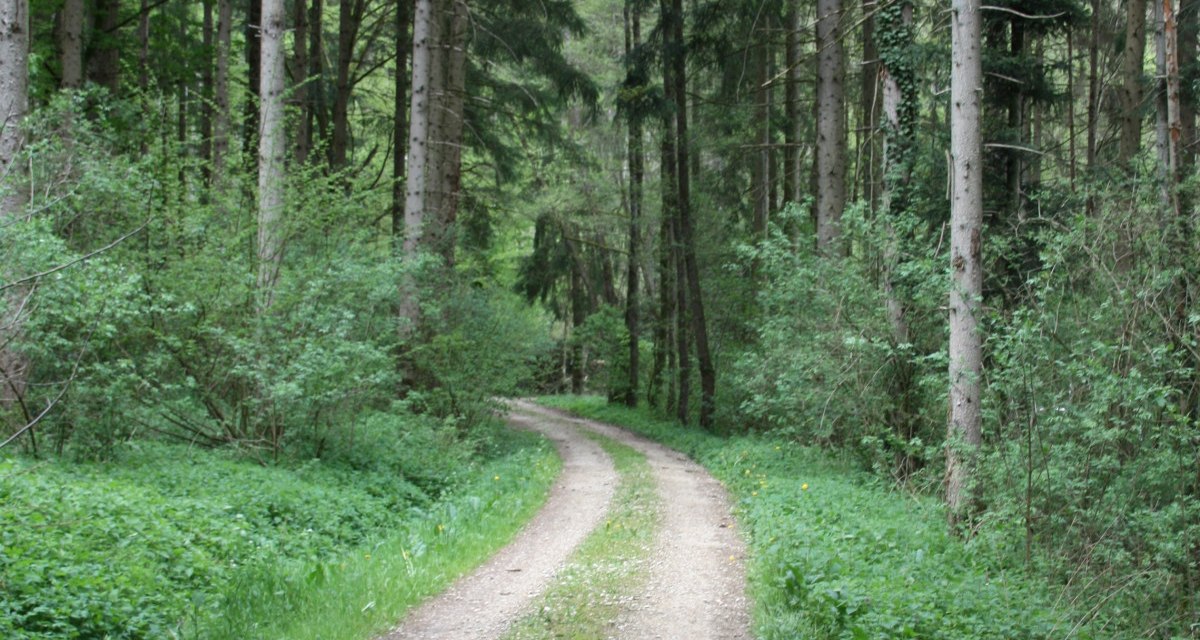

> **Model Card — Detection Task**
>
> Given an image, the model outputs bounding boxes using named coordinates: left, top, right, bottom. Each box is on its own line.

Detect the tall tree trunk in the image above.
left=815, top=0, right=847, bottom=251
left=400, top=0, right=437, bottom=334
left=1157, top=0, right=1171, bottom=195
left=1086, top=0, right=1101, bottom=214
left=310, top=0, right=329, bottom=150
left=783, top=3, right=801, bottom=206
left=624, top=0, right=643, bottom=408
left=659, top=0, right=686, bottom=421
left=947, top=0, right=984, bottom=529
left=201, top=0, right=215, bottom=179
left=861, top=0, right=879, bottom=210
left=1006, top=22, right=1025, bottom=218
left=245, top=0, right=262, bottom=162
left=752, top=17, right=770, bottom=239
left=213, top=0, right=232, bottom=185
left=0, top=0, right=29, bottom=412
left=294, top=0, right=310, bottom=165
left=432, top=0, right=466, bottom=266
left=1121, top=0, right=1149, bottom=168
left=257, top=0, right=286, bottom=313
left=670, top=0, right=715, bottom=428
left=88, top=0, right=120, bottom=93
left=331, top=0, right=365, bottom=173
left=57, top=0, right=83, bottom=89
left=138, top=0, right=150, bottom=93
left=879, top=0, right=916, bottom=476
left=392, top=0, right=410, bottom=251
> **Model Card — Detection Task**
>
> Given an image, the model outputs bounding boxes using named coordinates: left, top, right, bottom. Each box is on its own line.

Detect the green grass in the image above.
left=0, top=416, right=560, bottom=640
left=540, top=396, right=1103, bottom=640
left=503, top=431, right=659, bottom=640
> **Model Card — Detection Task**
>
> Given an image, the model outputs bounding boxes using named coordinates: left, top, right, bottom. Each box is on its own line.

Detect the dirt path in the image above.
left=512, top=401, right=752, bottom=640
left=379, top=407, right=618, bottom=640
left=380, top=401, right=752, bottom=640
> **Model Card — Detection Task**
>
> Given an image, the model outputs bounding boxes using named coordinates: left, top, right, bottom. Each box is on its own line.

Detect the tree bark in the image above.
left=213, top=0, right=232, bottom=186
left=57, top=0, right=83, bottom=89
left=392, top=0, right=410, bottom=252
left=624, top=0, right=643, bottom=408
left=257, top=0, right=286, bottom=313
left=331, top=0, right=365, bottom=173
left=310, top=0, right=329, bottom=150
left=783, top=3, right=801, bottom=206
left=294, top=0, right=310, bottom=165
left=88, top=0, right=120, bottom=93
left=815, top=0, right=847, bottom=251
left=947, top=0, right=984, bottom=528
left=861, top=0, right=879, bottom=210
left=0, top=0, right=29, bottom=410
left=400, top=0, right=436, bottom=333
left=752, top=17, right=771, bottom=239
left=670, top=0, right=715, bottom=428
left=201, top=0, right=215, bottom=178
left=1120, top=0, right=1149, bottom=168
left=245, top=0, right=263, bottom=162
left=432, top=0, right=467, bottom=266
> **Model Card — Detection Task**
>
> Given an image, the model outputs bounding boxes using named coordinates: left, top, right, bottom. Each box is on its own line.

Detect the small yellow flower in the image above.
left=801, top=483, right=809, bottom=491
left=493, top=475, right=500, bottom=481
left=437, top=523, right=444, bottom=533
left=364, top=554, right=371, bottom=560
left=751, top=491, right=758, bottom=497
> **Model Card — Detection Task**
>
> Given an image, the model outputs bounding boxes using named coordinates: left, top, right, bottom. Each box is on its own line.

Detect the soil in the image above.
left=378, top=400, right=751, bottom=640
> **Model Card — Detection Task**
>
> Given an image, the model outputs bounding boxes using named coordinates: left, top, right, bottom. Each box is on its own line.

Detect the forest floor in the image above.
left=378, top=399, right=751, bottom=640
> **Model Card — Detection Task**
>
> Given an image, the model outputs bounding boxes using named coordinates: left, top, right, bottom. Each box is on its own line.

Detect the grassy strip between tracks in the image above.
left=503, top=430, right=659, bottom=640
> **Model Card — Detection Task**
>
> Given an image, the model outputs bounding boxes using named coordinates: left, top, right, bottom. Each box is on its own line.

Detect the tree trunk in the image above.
left=57, top=0, right=83, bottom=89
left=138, top=0, right=150, bottom=93
left=670, top=0, right=715, bottom=428
left=294, top=0, right=310, bottom=165
left=310, top=0, right=329, bottom=150
left=213, top=0, right=232, bottom=186
left=331, top=0, right=365, bottom=173
left=659, top=0, right=686, bottom=420
left=624, top=0, right=643, bottom=408
left=947, top=0, right=984, bottom=528
left=861, top=0, right=879, bottom=210
left=1157, top=0, right=1171, bottom=195
left=88, top=0, right=120, bottom=93
left=1120, top=0, right=1149, bottom=168
left=201, top=0, right=214, bottom=178
left=752, top=18, right=770, bottom=239
left=245, top=0, right=262, bottom=162
left=392, top=0, right=410, bottom=252
left=815, top=0, right=847, bottom=251
left=400, top=0, right=437, bottom=333
left=0, top=0, right=29, bottom=411
left=257, top=0, right=286, bottom=313
left=432, top=0, right=467, bottom=266
left=783, top=3, right=801, bottom=206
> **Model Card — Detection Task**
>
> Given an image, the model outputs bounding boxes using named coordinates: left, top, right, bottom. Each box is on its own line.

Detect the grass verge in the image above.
left=0, top=418, right=559, bottom=640
left=503, top=431, right=659, bottom=640
left=202, top=434, right=560, bottom=640
left=540, top=395, right=1101, bottom=640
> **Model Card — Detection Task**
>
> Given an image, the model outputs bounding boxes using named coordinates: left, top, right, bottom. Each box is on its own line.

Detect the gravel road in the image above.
left=379, top=400, right=751, bottom=640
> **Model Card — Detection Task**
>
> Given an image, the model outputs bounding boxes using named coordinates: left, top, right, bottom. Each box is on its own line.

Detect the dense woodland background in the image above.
left=0, top=0, right=1197, bottom=636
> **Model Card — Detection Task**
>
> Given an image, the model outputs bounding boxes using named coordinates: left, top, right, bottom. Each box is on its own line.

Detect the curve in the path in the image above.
left=378, top=407, right=618, bottom=640
left=510, top=400, right=753, bottom=640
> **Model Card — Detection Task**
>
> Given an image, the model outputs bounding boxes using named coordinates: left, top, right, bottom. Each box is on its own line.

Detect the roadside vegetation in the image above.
left=542, top=396, right=1110, bottom=640
left=0, top=416, right=558, bottom=640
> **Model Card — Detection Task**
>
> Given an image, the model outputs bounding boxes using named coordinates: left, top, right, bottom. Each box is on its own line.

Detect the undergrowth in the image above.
left=504, top=432, right=658, bottom=640
left=0, top=413, right=559, bottom=640
left=541, top=396, right=1105, bottom=640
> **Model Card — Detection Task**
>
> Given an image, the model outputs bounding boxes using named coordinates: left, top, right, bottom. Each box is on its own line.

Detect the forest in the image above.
left=0, top=0, right=1196, bottom=637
